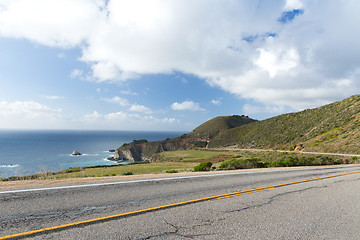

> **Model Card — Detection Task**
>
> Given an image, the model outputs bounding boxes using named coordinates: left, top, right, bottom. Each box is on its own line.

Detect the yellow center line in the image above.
left=1, top=170, right=360, bottom=240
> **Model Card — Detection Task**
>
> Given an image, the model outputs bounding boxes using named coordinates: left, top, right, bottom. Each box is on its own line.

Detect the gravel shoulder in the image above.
left=1, top=164, right=359, bottom=190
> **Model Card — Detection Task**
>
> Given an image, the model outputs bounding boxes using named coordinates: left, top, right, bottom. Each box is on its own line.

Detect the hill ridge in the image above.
left=209, top=94, right=360, bottom=154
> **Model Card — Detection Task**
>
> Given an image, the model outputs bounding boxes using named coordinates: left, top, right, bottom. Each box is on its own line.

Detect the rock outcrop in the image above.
left=112, top=137, right=208, bottom=162
left=110, top=115, right=257, bottom=163
left=72, top=150, right=82, bottom=156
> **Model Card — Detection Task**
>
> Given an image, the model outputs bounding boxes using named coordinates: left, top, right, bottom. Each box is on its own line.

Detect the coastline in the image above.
left=0, top=130, right=183, bottom=178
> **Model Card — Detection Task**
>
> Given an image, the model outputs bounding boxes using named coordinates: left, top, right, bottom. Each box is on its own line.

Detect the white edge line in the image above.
left=0, top=165, right=354, bottom=195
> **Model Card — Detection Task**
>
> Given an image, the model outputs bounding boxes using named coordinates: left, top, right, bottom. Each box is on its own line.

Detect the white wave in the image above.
left=69, top=153, right=86, bottom=157
left=0, top=164, right=20, bottom=168
left=87, top=153, right=100, bottom=156
left=103, top=158, right=117, bottom=162
left=70, top=153, right=100, bottom=157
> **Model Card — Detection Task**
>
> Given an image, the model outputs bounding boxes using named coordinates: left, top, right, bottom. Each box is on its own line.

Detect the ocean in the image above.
left=0, top=130, right=183, bottom=178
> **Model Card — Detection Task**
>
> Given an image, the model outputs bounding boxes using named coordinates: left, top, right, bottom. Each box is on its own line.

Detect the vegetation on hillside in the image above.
left=210, top=95, right=360, bottom=154
left=217, top=155, right=354, bottom=170
left=151, top=149, right=238, bottom=162
left=1, top=149, right=358, bottom=181
left=187, top=115, right=256, bottom=139
left=193, top=161, right=213, bottom=171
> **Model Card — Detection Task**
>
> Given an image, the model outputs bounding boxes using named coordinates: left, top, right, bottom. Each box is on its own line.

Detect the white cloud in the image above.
left=43, top=95, right=64, bottom=100
left=83, top=110, right=101, bottom=122
left=103, top=111, right=125, bottom=121
left=91, top=62, right=125, bottom=82
left=0, top=101, right=63, bottom=128
left=1, top=0, right=360, bottom=111
left=129, top=104, right=152, bottom=114
left=254, top=47, right=299, bottom=78
left=0, top=101, right=61, bottom=118
left=161, top=117, right=176, bottom=124
left=86, top=111, right=178, bottom=130
left=211, top=99, right=221, bottom=106
left=120, top=90, right=138, bottom=96
left=103, top=97, right=153, bottom=114
left=284, top=0, right=303, bottom=10
left=0, top=100, right=178, bottom=130
left=0, top=0, right=107, bottom=48
left=70, top=69, right=84, bottom=79
left=102, top=96, right=130, bottom=106
left=171, top=101, right=205, bottom=111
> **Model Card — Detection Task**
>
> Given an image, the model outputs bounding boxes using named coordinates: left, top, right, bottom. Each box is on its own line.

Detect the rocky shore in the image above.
left=108, top=137, right=208, bottom=162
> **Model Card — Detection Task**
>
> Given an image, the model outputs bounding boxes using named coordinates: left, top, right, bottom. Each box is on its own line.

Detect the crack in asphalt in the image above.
left=225, top=176, right=359, bottom=214
left=333, top=177, right=360, bottom=184
left=227, top=186, right=326, bottom=213
left=132, top=220, right=212, bottom=240
left=2, top=170, right=358, bottom=238
left=0, top=200, right=143, bottom=228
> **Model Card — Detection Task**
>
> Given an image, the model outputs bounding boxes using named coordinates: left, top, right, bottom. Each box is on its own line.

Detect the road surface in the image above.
left=1, top=165, right=360, bottom=239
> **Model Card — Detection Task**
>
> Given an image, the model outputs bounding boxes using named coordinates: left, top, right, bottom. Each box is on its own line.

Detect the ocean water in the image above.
left=0, top=130, right=183, bottom=178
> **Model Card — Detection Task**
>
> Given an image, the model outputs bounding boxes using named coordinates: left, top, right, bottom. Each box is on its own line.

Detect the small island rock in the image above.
left=109, top=149, right=115, bottom=153
left=72, top=150, right=82, bottom=156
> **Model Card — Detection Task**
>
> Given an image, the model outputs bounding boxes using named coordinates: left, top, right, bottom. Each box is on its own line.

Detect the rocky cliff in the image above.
left=112, top=137, right=208, bottom=162
left=111, top=115, right=256, bottom=162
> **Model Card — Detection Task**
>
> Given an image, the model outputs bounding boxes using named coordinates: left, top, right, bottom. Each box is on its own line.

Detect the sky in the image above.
left=0, top=0, right=360, bottom=131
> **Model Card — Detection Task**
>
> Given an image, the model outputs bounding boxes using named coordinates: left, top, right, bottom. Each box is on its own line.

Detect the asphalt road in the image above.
left=1, top=165, right=360, bottom=239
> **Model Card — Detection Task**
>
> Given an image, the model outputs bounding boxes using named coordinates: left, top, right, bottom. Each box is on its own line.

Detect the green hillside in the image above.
left=209, top=95, right=360, bottom=154
left=187, top=115, right=256, bottom=139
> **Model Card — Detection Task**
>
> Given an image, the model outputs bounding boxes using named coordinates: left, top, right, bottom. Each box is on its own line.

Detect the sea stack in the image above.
left=72, top=150, right=82, bottom=156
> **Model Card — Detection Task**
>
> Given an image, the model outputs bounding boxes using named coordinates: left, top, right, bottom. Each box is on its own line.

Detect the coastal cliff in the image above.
left=111, top=115, right=256, bottom=162
left=112, top=137, right=209, bottom=162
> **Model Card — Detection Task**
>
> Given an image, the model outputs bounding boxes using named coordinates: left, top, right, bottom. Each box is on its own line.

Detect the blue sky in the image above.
left=1, top=0, right=360, bottom=131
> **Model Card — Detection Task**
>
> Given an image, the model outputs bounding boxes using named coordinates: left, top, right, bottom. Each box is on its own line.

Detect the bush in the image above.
left=166, top=170, right=178, bottom=173
left=269, top=156, right=298, bottom=167
left=219, top=158, right=264, bottom=170
left=132, top=139, right=148, bottom=144
left=266, top=155, right=343, bottom=167
left=194, top=161, right=213, bottom=171
left=122, top=172, right=133, bottom=176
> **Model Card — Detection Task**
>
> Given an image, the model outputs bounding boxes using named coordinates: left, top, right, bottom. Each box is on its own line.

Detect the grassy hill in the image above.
left=209, top=95, right=360, bottom=154
left=186, top=115, right=257, bottom=139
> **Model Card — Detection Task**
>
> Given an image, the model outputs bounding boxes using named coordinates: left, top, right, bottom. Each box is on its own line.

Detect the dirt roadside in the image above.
left=2, top=164, right=359, bottom=190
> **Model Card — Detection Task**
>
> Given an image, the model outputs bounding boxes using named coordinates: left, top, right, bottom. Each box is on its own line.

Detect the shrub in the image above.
left=194, top=161, right=213, bottom=171
left=219, top=158, right=264, bottom=170
left=132, top=139, right=148, bottom=144
left=166, top=170, right=178, bottom=173
left=268, top=156, right=302, bottom=167
left=122, top=172, right=133, bottom=176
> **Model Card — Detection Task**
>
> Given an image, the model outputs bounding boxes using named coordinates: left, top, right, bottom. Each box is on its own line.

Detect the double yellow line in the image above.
left=1, top=171, right=359, bottom=239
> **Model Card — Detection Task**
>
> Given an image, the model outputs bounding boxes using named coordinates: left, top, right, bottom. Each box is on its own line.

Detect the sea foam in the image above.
left=0, top=164, right=20, bottom=168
